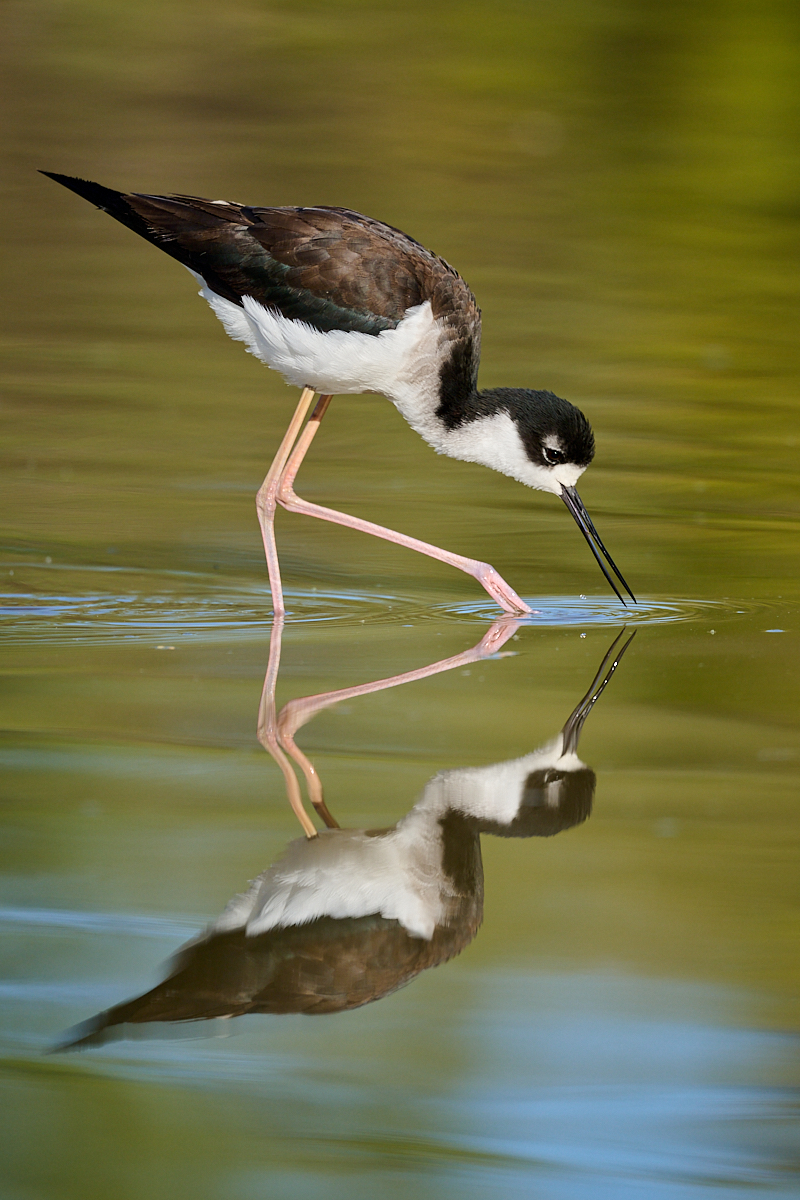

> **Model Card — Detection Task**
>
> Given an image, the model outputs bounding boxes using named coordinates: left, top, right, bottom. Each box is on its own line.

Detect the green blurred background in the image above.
left=1, top=1, right=799, bottom=1197
left=4, top=0, right=800, bottom=596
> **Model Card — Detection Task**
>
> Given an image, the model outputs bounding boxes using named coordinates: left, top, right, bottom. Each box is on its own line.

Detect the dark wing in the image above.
left=41, top=173, right=482, bottom=349
left=52, top=905, right=482, bottom=1049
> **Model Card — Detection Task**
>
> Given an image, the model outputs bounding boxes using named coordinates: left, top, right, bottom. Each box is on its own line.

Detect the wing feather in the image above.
left=42, top=174, right=481, bottom=345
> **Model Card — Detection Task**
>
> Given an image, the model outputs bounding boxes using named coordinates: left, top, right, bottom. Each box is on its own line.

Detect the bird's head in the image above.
left=508, top=389, right=596, bottom=495
left=467, top=762, right=597, bottom=840
left=470, top=388, right=635, bottom=604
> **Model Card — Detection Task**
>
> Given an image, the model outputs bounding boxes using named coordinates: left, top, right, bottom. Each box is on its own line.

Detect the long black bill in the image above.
left=561, top=628, right=636, bottom=753
left=561, top=486, right=636, bottom=606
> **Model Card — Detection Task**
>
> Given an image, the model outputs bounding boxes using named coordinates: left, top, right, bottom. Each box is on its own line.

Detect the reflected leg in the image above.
left=256, top=613, right=318, bottom=839
left=277, top=617, right=520, bottom=820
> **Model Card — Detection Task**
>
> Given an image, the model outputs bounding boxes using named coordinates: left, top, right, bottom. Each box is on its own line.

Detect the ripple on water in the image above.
left=0, top=564, right=408, bottom=644
left=439, top=595, right=765, bottom=627
left=0, top=564, right=765, bottom=644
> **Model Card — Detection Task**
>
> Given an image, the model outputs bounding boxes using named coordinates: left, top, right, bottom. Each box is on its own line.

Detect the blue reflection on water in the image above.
left=3, top=932, right=797, bottom=1198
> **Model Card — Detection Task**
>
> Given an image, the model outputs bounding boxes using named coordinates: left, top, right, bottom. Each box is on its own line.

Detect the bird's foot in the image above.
left=475, top=565, right=533, bottom=615
left=474, top=619, right=522, bottom=656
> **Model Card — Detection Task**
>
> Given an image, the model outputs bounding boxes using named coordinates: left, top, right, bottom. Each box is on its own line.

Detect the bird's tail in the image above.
left=39, top=172, right=160, bottom=244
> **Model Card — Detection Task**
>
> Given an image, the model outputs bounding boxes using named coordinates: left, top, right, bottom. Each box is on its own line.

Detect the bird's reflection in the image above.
left=58, top=623, right=633, bottom=1049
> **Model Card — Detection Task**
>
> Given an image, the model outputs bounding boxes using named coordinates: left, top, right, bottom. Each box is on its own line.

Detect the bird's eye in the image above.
left=543, top=446, right=566, bottom=466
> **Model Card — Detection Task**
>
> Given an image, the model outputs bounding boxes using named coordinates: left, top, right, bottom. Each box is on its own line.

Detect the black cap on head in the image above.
left=495, top=389, right=595, bottom=469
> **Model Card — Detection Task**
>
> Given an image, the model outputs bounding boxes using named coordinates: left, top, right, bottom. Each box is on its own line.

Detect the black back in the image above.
left=41, top=172, right=482, bottom=344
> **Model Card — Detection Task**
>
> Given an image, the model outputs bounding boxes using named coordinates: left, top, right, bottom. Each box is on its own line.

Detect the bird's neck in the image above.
left=436, top=383, right=525, bottom=433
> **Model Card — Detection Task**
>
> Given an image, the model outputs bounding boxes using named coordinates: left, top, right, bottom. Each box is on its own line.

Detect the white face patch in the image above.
left=439, top=412, right=586, bottom=494
left=552, top=462, right=587, bottom=490
left=413, top=735, right=587, bottom=828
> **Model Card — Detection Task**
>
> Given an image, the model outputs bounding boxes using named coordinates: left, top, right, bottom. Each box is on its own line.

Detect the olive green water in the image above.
left=2, top=0, right=800, bottom=1196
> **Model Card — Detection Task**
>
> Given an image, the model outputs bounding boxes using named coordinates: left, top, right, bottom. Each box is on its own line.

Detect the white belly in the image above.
left=191, top=269, right=448, bottom=411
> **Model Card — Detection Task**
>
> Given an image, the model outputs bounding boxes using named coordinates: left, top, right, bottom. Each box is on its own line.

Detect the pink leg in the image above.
left=274, top=736, right=339, bottom=830
left=281, top=617, right=519, bottom=734
left=276, top=396, right=533, bottom=615
left=255, top=386, right=321, bottom=617
left=276, top=616, right=520, bottom=829
left=256, top=612, right=318, bottom=839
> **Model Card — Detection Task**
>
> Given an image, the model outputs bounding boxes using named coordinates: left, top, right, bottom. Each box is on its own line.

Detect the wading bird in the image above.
left=54, top=625, right=634, bottom=1048
left=42, top=173, right=634, bottom=614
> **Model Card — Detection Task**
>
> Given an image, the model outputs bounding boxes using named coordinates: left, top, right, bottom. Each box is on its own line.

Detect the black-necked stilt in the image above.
left=42, top=172, right=635, bottom=614
left=55, top=626, right=633, bottom=1048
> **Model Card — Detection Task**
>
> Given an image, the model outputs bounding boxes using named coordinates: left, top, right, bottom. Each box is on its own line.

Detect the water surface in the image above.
left=1, top=0, right=799, bottom=1196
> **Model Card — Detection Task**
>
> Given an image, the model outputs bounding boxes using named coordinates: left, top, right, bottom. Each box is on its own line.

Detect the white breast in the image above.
left=208, top=821, right=454, bottom=942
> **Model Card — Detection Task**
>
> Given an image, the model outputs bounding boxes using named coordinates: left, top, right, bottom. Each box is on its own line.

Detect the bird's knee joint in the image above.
left=276, top=483, right=299, bottom=511
left=256, top=481, right=280, bottom=512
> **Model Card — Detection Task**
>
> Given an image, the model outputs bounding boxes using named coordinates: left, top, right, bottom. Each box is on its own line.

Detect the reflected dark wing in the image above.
left=52, top=905, right=482, bottom=1050
left=41, top=173, right=482, bottom=343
